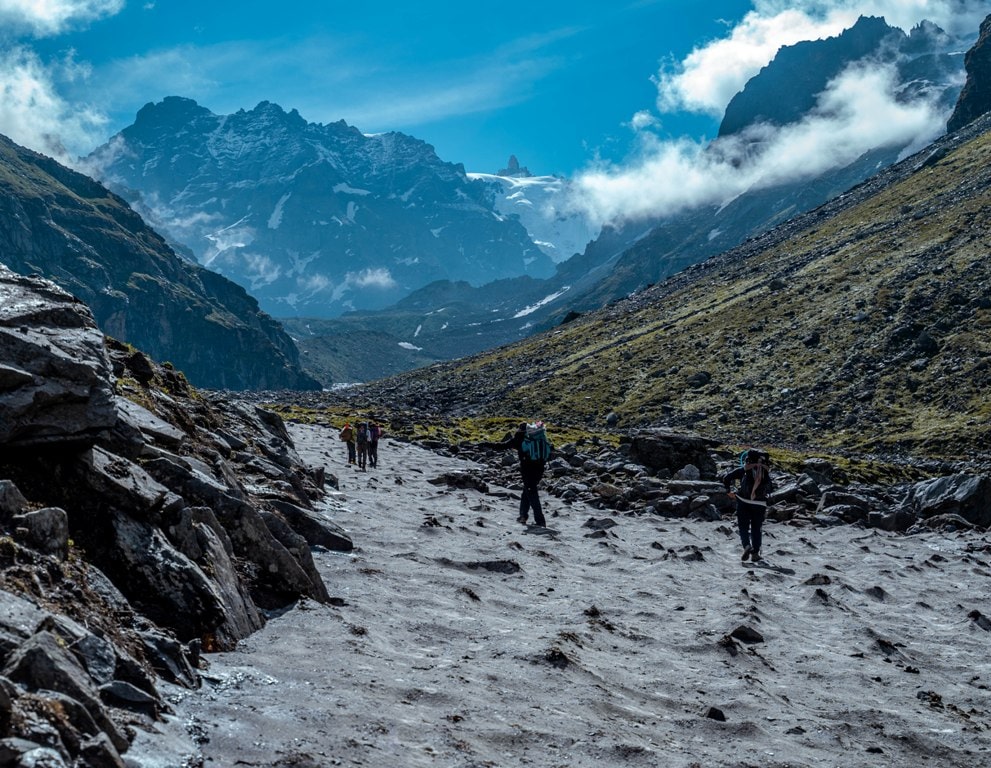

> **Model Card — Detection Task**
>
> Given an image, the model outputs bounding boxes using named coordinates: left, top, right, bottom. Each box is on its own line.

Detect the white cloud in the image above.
left=571, top=0, right=982, bottom=227
left=573, top=61, right=947, bottom=224
left=629, top=110, right=660, bottom=131
left=0, top=46, right=107, bottom=163
left=0, top=0, right=123, bottom=37
left=348, top=268, right=397, bottom=290
left=658, top=1, right=986, bottom=117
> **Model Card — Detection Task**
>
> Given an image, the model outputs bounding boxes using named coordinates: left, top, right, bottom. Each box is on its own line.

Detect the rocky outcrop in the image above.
left=0, top=265, right=116, bottom=447
left=0, top=271, right=349, bottom=764
left=947, top=14, right=991, bottom=132
left=0, top=132, right=320, bottom=391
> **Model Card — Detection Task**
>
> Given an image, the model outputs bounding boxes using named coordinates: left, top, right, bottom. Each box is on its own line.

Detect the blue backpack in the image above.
left=521, top=422, right=551, bottom=461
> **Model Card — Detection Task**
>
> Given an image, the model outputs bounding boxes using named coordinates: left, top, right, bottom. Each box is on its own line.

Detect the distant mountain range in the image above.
left=334, top=21, right=991, bottom=461
left=20, top=13, right=975, bottom=392
left=0, top=134, right=319, bottom=391
left=87, top=100, right=561, bottom=318
left=283, top=15, right=973, bottom=382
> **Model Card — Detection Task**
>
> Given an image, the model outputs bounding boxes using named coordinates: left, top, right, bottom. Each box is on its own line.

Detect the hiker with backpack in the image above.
left=722, top=448, right=774, bottom=562
left=355, top=421, right=370, bottom=471
left=339, top=422, right=356, bottom=466
left=368, top=421, right=382, bottom=468
left=491, top=421, right=552, bottom=528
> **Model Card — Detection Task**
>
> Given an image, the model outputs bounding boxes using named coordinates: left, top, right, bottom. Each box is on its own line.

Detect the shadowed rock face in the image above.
left=0, top=133, right=320, bottom=391
left=0, top=269, right=349, bottom=764
left=948, top=14, right=991, bottom=132
left=0, top=265, right=116, bottom=447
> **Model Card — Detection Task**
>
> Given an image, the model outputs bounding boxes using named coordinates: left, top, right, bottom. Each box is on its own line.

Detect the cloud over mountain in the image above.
left=572, top=2, right=978, bottom=226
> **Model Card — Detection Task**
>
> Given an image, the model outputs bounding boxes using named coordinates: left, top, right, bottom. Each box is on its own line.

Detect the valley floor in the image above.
left=132, top=425, right=991, bottom=768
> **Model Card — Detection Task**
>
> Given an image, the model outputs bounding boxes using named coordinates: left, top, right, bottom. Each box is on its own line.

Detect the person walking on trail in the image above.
left=494, top=421, right=552, bottom=528
left=339, top=422, right=356, bottom=466
left=368, top=421, right=382, bottom=468
left=355, top=421, right=370, bottom=471
left=722, top=448, right=774, bottom=562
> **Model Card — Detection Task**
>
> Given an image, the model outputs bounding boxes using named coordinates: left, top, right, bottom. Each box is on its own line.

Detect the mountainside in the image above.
left=0, top=133, right=320, bottom=391
left=286, top=15, right=970, bottom=384
left=551, top=15, right=966, bottom=320
left=947, top=14, right=991, bottom=132
left=86, top=98, right=555, bottom=318
left=469, top=166, right=601, bottom=263
left=719, top=17, right=958, bottom=137
left=327, top=110, right=991, bottom=463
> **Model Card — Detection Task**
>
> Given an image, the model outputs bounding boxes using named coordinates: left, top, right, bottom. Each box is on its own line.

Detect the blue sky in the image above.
left=1, top=0, right=987, bottom=220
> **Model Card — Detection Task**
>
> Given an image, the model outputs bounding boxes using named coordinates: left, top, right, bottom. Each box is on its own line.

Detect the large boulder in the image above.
left=0, top=265, right=116, bottom=447
left=623, top=430, right=719, bottom=479
left=899, top=474, right=991, bottom=528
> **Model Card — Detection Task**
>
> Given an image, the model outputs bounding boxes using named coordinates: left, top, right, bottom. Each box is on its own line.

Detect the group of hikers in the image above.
left=337, top=416, right=774, bottom=562
left=338, top=421, right=383, bottom=471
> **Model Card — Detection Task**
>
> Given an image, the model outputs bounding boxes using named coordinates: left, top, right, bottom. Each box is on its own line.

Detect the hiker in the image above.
left=492, top=421, right=552, bottom=527
left=722, top=448, right=774, bottom=562
left=339, top=422, right=356, bottom=466
left=368, top=421, right=382, bottom=468
left=355, top=421, right=370, bottom=471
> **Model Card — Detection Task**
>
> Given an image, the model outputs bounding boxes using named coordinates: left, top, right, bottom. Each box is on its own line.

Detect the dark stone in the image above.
left=705, top=706, right=727, bottom=722
left=730, top=625, right=765, bottom=644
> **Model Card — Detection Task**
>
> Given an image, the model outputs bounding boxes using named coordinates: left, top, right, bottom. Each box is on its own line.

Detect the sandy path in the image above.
left=144, top=424, right=991, bottom=768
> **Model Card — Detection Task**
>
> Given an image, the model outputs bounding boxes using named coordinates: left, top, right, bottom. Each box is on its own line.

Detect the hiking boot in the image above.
left=751, top=550, right=761, bottom=562
left=517, top=515, right=528, bottom=525
left=741, top=545, right=752, bottom=562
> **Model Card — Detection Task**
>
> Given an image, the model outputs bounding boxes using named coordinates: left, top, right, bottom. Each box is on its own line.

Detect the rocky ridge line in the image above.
left=0, top=264, right=350, bottom=766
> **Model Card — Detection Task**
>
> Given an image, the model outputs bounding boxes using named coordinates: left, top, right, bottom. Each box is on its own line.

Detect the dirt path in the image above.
left=133, top=424, right=991, bottom=768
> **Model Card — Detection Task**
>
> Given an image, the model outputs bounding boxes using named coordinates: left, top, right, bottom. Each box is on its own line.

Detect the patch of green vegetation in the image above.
left=350, top=127, right=991, bottom=467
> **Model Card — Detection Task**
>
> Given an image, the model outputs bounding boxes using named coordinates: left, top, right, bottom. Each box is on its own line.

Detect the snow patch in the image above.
left=398, top=342, right=422, bottom=351
left=333, top=183, right=372, bottom=196
left=268, top=192, right=292, bottom=229
left=512, top=286, right=571, bottom=319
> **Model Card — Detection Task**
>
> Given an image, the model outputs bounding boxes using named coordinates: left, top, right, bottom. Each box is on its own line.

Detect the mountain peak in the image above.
left=133, top=96, right=213, bottom=130
left=718, top=15, right=904, bottom=138
left=498, top=155, right=532, bottom=178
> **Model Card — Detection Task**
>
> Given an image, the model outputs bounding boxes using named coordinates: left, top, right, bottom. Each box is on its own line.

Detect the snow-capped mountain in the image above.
left=469, top=158, right=600, bottom=264
left=85, top=98, right=556, bottom=317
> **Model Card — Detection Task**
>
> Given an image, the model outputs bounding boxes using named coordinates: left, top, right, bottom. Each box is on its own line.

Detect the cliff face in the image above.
left=0, top=263, right=349, bottom=763
left=947, top=14, right=991, bottom=132
left=0, top=133, right=321, bottom=391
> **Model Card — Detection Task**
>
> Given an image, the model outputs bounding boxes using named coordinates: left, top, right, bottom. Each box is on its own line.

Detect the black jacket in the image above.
left=722, top=465, right=774, bottom=503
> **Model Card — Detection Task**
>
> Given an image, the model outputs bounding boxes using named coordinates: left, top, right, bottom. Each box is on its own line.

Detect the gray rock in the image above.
left=98, top=680, right=160, bottom=718
left=108, top=512, right=226, bottom=642
left=900, top=473, right=991, bottom=528
left=3, top=631, right=129, bottom=753
left=268, top=499, right=354, bottom=552
left=0, top=480, right=29, bottom=519
left=166, top=506, right=264, bottom=648
left=0, top=266, right=117, bottom=448
left=11, top=508, right=69, bottom=559
left=623, top=430, right=719, bottom=479
left=78, top=732, right=126, bottom=768
left=137, top=628, right=198, bottom=689
left=816, top=490, right=871, bottom=514
left=0, top=741, right=68, bottom=767
left=115, top=398, right=184, bottom=449
left=143, top=455, right=330, bottom=607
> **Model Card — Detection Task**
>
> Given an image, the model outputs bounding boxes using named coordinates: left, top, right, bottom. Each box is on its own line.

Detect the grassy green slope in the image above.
left=343, top=126, right=991, bottom=463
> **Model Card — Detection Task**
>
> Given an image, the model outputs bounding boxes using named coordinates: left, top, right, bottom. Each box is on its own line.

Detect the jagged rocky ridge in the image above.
left=87, top=98, right=554, bottom=318
left=0, top=133, right=320, bottom=391
left=0, top=264, right=349, bottom=765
